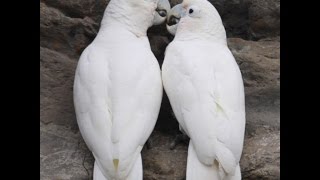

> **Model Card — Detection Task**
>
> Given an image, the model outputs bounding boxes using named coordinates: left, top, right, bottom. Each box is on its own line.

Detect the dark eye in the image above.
left=157, top=9, right=167, bottom=17
left=189, top=9, right=194, bottom=14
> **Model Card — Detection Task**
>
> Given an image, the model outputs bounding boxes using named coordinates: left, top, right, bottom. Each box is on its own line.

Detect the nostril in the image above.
left=167, top=16, right=180, bottom=26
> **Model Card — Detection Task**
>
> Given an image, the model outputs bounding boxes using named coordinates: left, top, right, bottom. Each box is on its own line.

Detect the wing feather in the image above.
left=74, top=38, right=162, bottom=179
left=162, top=41, right=245, bottom=176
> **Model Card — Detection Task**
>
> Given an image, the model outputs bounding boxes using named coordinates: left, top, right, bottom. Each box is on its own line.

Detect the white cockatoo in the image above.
left=73, top=0, right=170, bottom=179
left=162, top=0, right=245, bottom=179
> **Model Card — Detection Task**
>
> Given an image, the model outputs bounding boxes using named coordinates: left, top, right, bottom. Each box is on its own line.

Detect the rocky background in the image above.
left=40, top=0, right=280, bottom=179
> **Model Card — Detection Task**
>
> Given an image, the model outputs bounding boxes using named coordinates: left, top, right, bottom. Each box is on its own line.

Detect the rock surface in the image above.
left=245, top=0, right=280, bottom=40
left=40, top=0, right=280, bottom=179
left=171, top=0, right=280, bottom=39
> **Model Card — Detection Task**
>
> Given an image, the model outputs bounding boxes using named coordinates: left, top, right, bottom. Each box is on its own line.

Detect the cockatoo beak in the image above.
left=153, top=0, right=171, bottom=25
left=166, top=4, right=186, bottom=36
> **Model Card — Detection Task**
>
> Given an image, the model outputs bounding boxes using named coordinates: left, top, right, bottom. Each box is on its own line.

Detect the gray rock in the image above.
left=245, top=0, right=280, bottom=40
left=40, top=47, right=77, bottom=128
left=43, top=0, right=109, bottom=21
left=228, top=38, right=280, bottom=134
left=40, top=121, right=94, bottom=180
left=142, top=131, right=188, bottom=180
left=40, top=2, right=99, bottom=59
left=208, top=0, right=280, bottom=39
left=241, top=128, right=280, bottom=180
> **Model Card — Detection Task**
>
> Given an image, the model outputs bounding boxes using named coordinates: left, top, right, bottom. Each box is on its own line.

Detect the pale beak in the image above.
left=153, top=0, right=171, bottom=25
left=166, top=4, right=186, bottom=36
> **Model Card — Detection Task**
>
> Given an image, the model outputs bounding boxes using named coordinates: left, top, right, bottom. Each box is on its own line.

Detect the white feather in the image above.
left=94, top=161, right=108, bottom=180
left=74, top=0, right=163, bottom=179
left=162, top=1, right=245, bottom=177
left=186, top=141, right=242, bottom=180
left=163, top=38, right=245, bottom=180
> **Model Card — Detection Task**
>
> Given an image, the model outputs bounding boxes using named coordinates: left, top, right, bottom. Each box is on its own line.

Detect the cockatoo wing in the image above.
left=74, top=36, right=162, bottom=179
left=162, top=40, right=245, bottom=177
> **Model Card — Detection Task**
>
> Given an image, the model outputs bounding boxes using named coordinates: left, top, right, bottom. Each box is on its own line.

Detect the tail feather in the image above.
left=226, top=164, right=241, bottom=180
left=187, top=140, right=239, bottom=180
left=126, top=153, right=143, bottom=180
left=94, top=161, right=108, bottom=180
left=215, top=140, right=237, bottom=177
left=186, top=140, right=220, bottom=180
left=93, top=153, right=142, bottom=180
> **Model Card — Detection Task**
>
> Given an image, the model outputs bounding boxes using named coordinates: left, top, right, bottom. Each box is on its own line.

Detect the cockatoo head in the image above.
left=168, top=0, right=226, bottom=41
left=153, top=0, right=171, bottom=25
left=102, top=0, right=170, bottom=36
left=166, top=4, right=186, bottom=36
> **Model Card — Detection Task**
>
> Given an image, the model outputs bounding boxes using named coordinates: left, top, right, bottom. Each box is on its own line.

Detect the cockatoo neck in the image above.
left=100, top=0, right=157, bottom=37
left=174, top=18, right=227, bottom=45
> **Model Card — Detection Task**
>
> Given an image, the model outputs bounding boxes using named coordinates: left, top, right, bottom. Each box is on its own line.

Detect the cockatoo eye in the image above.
left=187, top=6, right=200, bottom=18
left=157, top=9, right=167, bottom=17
